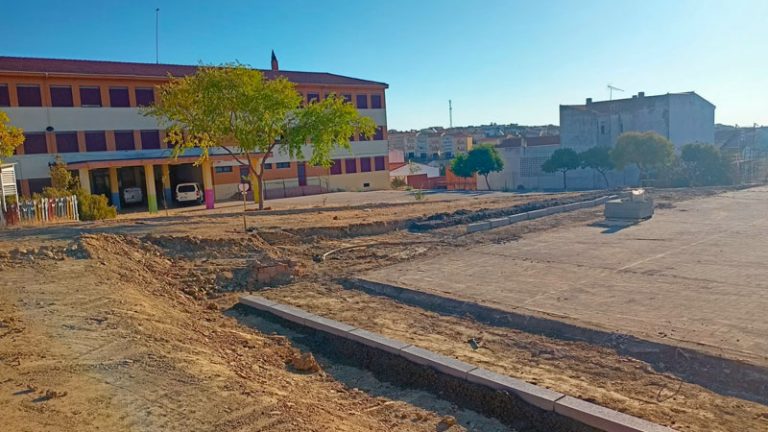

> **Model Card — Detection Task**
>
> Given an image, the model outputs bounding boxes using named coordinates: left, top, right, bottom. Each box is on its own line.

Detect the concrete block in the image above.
left=401, top=345, right=478, bottom=379
left=267, top=303, right=315, bottom=325
left=346, top=328, right=412, bottom=354
left=467, top=368, right=564, bottom=412
left=555, top=396, right=675, bottom=432
left=506, top=213, right=527, bottom=224
left=301, top=313, right=357, bottom=336
left=526, top=208, right=549, bottom=219
left=489, top=217, right=510, bottom=228
left=239, top=295, right=278, bottom=311
left=466, top=221, right=491, bottom=233
left=605, top=199, right=654, bottom=220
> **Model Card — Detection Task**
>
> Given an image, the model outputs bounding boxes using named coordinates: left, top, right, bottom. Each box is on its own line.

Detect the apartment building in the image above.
left=1, top=55, right=389, bottom=213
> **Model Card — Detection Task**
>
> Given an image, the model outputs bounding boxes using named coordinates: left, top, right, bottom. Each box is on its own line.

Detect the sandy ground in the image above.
left=1, top=186, right=765, bottom=431
left=358, top=187, right=768, bottom=367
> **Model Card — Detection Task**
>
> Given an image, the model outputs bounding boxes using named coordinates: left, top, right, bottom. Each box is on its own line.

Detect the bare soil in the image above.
left=1, top=187, right=765, bottom=431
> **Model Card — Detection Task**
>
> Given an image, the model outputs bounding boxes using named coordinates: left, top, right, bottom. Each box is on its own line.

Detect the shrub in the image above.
left=391, top=177, right=407, bottom=189
left=76, top=190, right=117, bottom=221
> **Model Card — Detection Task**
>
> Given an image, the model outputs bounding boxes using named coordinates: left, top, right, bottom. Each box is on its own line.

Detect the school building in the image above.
left=0, top=55, right=390, bottom=212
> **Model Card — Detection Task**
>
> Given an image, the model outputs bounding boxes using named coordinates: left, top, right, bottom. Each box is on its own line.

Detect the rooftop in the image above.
left=0, top=56, right=388, bottom=88
left=561, top=91, right=714, bottom=113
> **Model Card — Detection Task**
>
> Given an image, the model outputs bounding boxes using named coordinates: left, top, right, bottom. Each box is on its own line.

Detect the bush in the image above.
left=390, top=177, right=407, bottom=189
left=76, top=190, right=117, bottom=221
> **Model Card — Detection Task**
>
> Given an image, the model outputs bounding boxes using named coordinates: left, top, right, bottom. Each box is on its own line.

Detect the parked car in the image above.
left=123, top=187, right=143, bottom=204
left=175, top=183, right=203, bottom=204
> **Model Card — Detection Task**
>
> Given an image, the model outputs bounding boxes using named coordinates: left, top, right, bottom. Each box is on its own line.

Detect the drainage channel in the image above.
left=228, top=304, right=591, bottom=432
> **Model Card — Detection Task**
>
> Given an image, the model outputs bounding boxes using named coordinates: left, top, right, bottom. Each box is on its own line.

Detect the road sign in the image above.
left=238, top=183, right=250, bottom=193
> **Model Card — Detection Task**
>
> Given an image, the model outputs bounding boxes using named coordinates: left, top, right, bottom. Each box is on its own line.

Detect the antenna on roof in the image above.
left=155, top=8, right=160, bottom=64
left=607, top=84, right=624, bottom=101
left=449, top=99, right=453, bottom=128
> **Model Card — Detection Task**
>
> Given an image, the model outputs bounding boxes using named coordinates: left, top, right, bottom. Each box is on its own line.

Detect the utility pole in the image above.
left=449, top=99, right=453, bottom=128
left=155, top=8, right=160, bottom=64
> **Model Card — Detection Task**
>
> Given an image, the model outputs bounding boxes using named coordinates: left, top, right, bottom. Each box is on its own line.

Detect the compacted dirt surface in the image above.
left=1, top=187, right=767, bottom=431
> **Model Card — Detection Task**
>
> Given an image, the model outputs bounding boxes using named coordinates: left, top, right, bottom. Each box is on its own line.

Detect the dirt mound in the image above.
left=290, top=352, right=322, bottom=373
left=143, top=233, right=282, bottom=260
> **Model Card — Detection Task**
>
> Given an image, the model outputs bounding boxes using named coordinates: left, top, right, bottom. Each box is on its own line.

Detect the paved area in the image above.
left=361, top=186, right=768, bottom=366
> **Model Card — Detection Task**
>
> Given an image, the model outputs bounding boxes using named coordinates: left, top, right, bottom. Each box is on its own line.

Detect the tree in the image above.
left=467, top=144, right=504, bottom=190
left=450, top=153, right=474, bottom=178
left=579, top=146, right=614, bottom=188
left=146, top=64, right=376, bottom=210
left=680, top=143, right=732, bottom=186
left=541, top=148, right=581, bottom=190
left=612, top=132, right=674, bottom=181
left=39, top=157, right=116, bottom=220
left=0, top=111, right=25, bottom=162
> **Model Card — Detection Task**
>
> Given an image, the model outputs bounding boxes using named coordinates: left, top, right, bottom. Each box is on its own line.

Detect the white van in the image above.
left=175, top=183, right=203, bottom=204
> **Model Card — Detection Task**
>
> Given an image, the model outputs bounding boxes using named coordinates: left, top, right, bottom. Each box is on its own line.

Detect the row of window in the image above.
left=0, top=84, right=154, bottom=108
left=302, top=92, right=383, bottom=109
left=329, top=156, right=386, bottom=175
left=19, top=130, right=162, bottom=154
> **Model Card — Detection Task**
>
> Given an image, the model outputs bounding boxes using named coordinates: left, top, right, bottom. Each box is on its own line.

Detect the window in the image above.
left=263, top=163, right=273, bottom=170
left=374, top=156, right=386, bottom=171
left=0, top=85, right=9, bottom=106
left=135, top=88, right=155, bottom=106
left=80, top=87, right=102, bottom=107
left=329, top=159, right=342, bottom=175
left=356, top=94, right=368, bottom=109
left=276, top=162, right=290, bottom=169
left=178, top=184, right=197, bottom=193
left=23, top=133, right=47, bottom=154
left=342, top=94, right=352, bottom=103
left=114, top=131, right=135, bottom=151
left=371, top=94, right=382, bottom=109
left=17, top=85, right=42, bottom=107
left=85, top=131, right=107, bottom=152
left=215, top=166, right=233, bottom=173
left=373, top=126, right=384, bottom=140
left=140, top=130, right=161, bottom=149
left=55, top=132, right=79, bottom=153
left=307, top=93, right=320, bottom=104
left=28, top=178, right=52, bottom=194
left=50, top=86, right=73, bottom=107
left=360, top=157, right=372, bottom=172
left=600, top=124, right=605, bottom=135
left=345, top=158, right=357, bottom=173
left=109, top=87, right=130, bottom=107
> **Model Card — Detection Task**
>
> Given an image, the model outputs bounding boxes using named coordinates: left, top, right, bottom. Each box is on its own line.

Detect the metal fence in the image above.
left=2, top=195, right=79, bottom=226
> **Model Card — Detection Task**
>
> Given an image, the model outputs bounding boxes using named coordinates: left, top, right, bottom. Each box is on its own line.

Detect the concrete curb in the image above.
left=239, top=295, right=676, bottom=432
left=465, top=194, right=619, bottom=233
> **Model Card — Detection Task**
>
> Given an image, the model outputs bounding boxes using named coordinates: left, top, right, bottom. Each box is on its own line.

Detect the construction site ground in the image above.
left=1, top=187, right=767, bottom=431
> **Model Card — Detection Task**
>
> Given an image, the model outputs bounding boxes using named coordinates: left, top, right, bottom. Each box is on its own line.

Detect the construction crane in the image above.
left=607, top=84, right=624, bottom=101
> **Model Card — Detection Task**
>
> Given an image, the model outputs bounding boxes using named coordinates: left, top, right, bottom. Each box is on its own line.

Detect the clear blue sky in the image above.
left=2, top=0, right=766, bottom=130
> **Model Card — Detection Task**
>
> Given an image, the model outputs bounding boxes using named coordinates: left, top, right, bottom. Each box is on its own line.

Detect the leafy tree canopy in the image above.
left=541, top=148, right=581, bottom=190
left=450, top=153, right=474, bottom=178
left=145, top=63, right=376, bottom=208
left=468, top=144, right=505, bottom=177
left=579, top=146, right=614, bottom=187
left=0, top=111, right=25, bottom=162
left=680, top=143, right=732, bottom=186
left=612, top=132, right=674, bottom=176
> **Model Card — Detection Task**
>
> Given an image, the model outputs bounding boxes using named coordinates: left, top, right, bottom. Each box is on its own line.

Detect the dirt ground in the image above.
left=1, top=187, right=766, bottom=431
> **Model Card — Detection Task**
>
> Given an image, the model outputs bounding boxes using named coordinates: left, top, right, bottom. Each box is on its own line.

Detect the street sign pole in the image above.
left=238, top=182, right=250, bottom=233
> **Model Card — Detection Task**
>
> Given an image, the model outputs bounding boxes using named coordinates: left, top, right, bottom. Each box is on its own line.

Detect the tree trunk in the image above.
left=484, top=174, right=491, bottom=191
left=599, top=170, right=610, bottom=188
left=562, top=170, right=567, bottom=191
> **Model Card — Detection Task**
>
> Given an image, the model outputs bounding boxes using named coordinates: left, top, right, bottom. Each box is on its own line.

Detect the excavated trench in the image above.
left=229, top=305, right=600, bottom=432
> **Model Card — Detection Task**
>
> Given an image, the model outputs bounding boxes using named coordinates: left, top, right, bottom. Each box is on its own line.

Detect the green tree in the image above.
left=0, top=111, right=25, bottom=162
left=579, top=146, right=614, bottom=188
left=146, top=64, right=376, bottom=210
left=681, top=143, right=732, bottom=186
left=39, top=157, right=116, bottom=220
left=612, top=132, right=675, bottom=181
left=542, top=148, right=581, bottom=190
left=467, top=145, right=504, bottom=190
left=450, top=153, right=474, bottom=178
